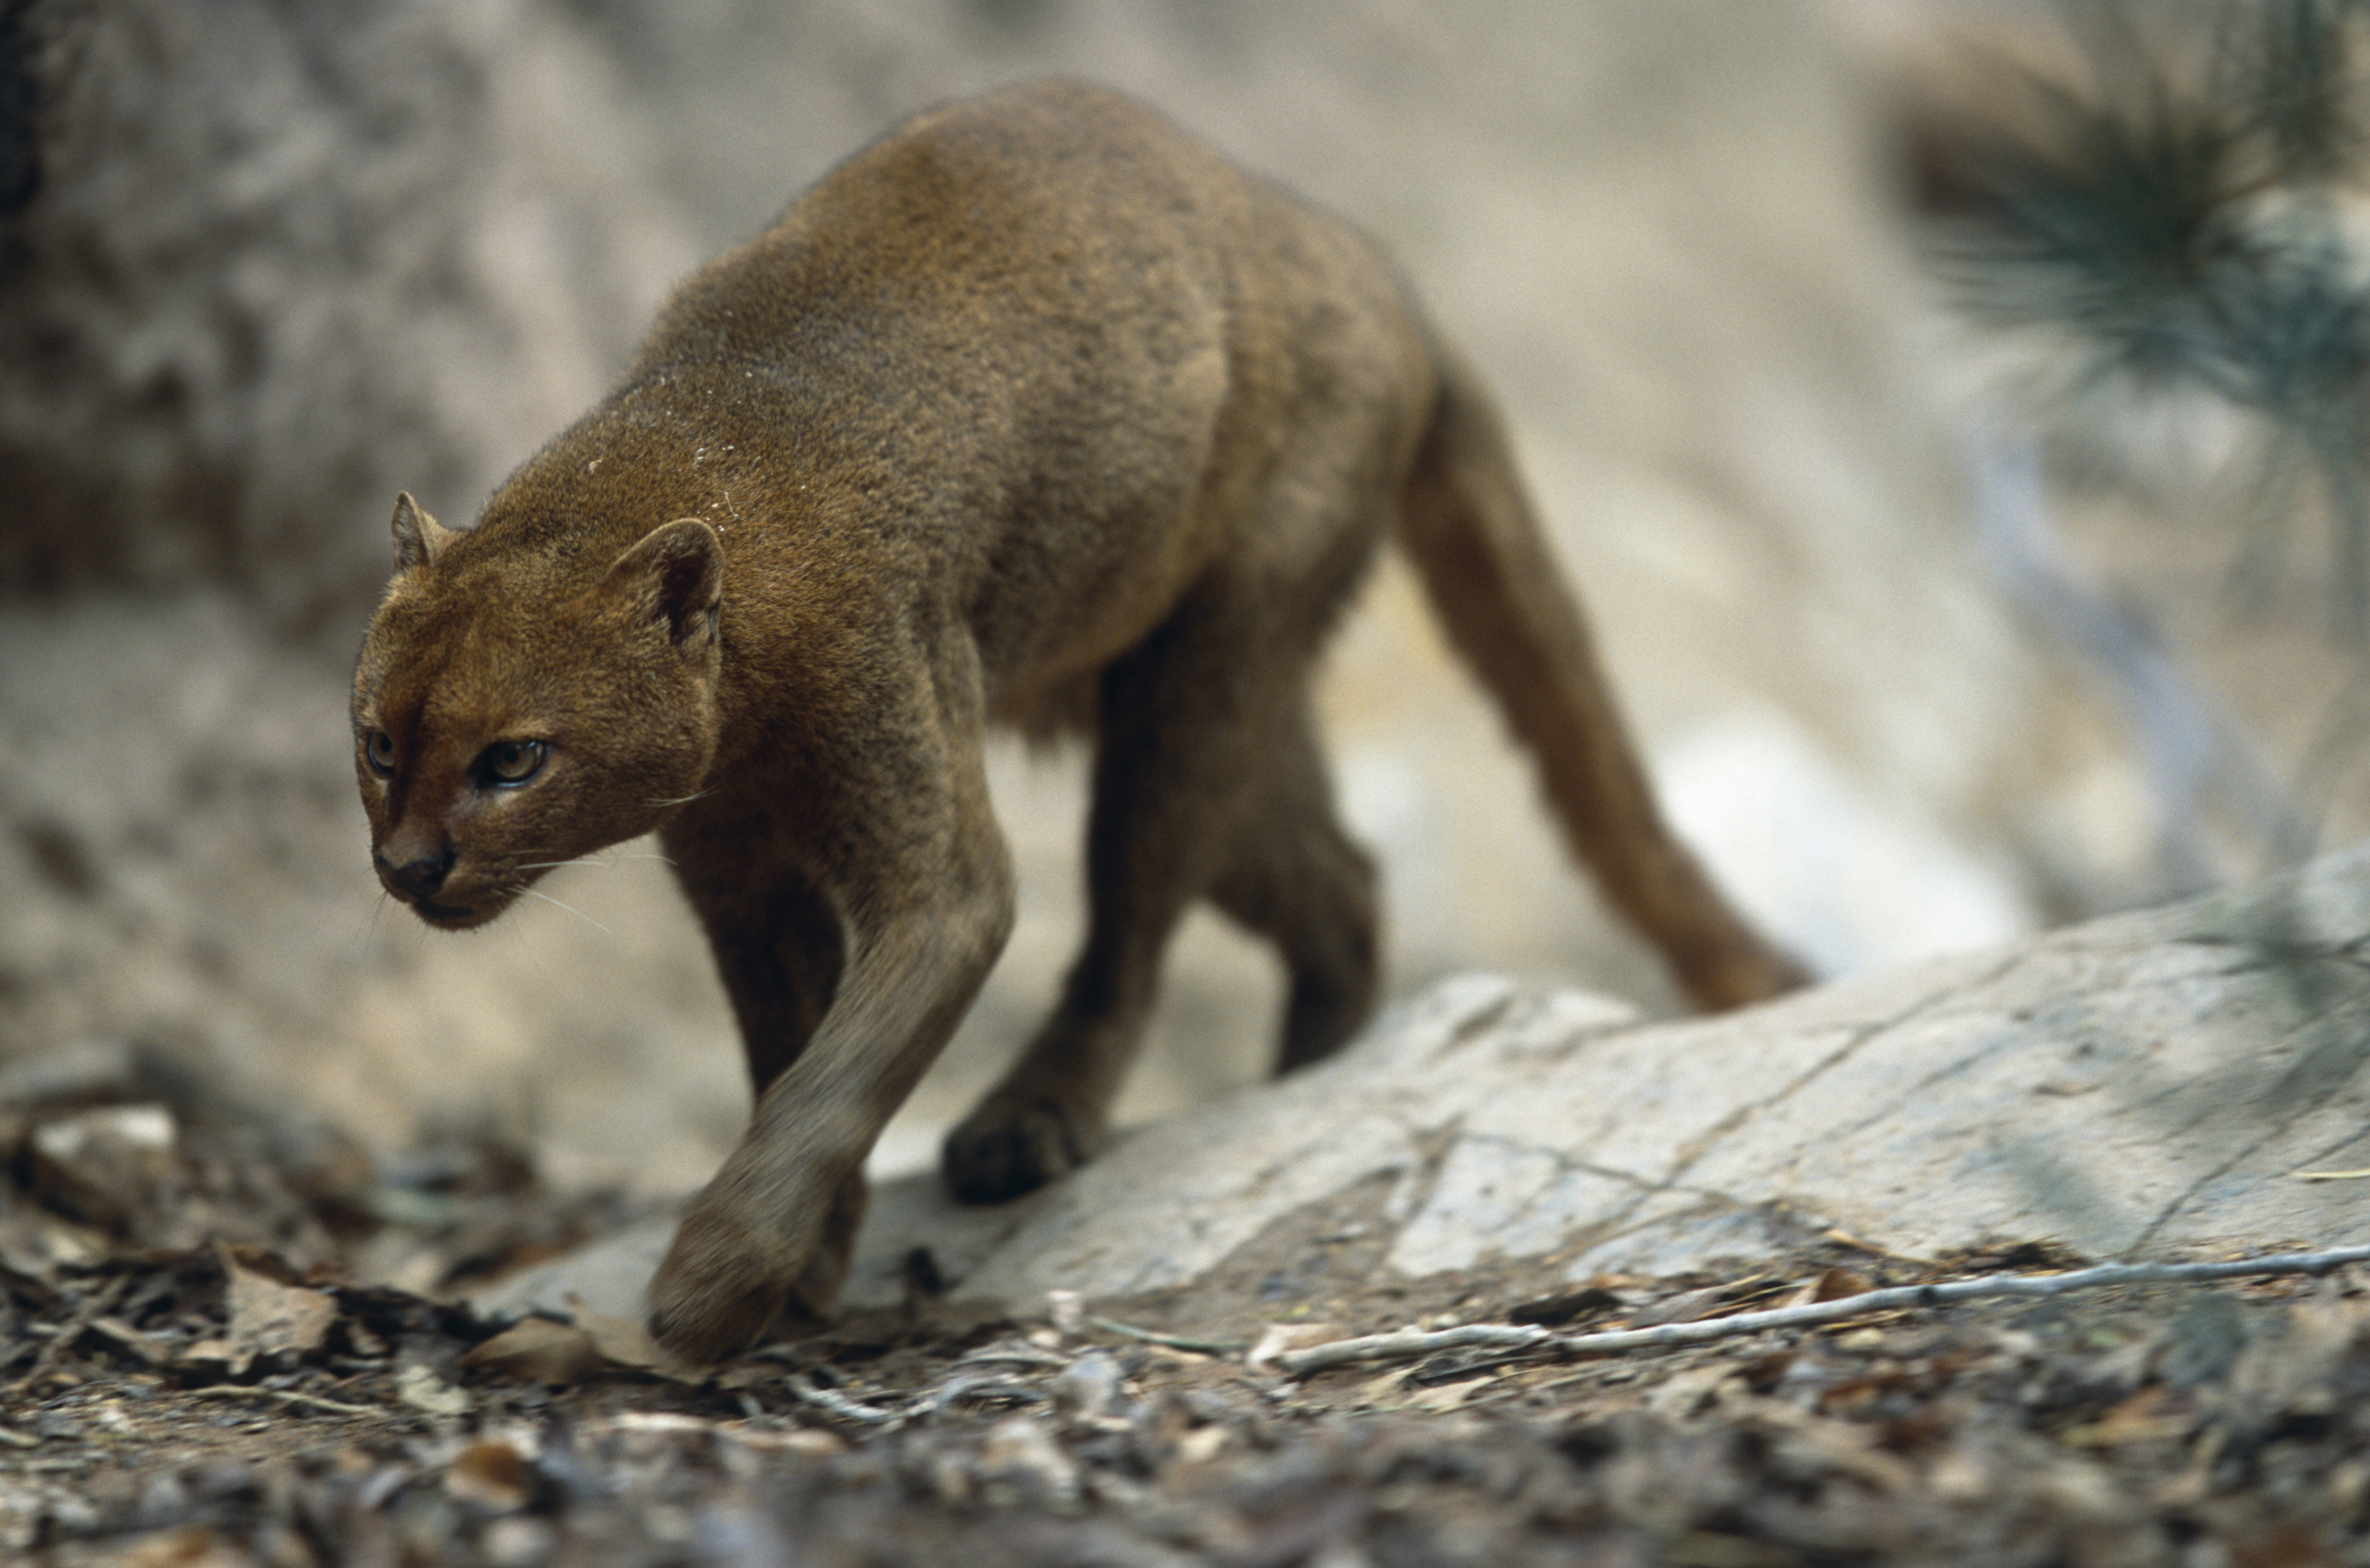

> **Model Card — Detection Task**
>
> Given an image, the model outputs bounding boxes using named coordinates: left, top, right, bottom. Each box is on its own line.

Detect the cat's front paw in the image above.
left=941, top=1096, right=1094, bottom=1203
left=646, top=1165, right=863, bottom=1362
left=647, top=1199, right=792, bottom=1363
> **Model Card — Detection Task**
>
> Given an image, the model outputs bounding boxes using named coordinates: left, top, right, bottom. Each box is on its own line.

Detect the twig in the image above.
left=957, top=1341, right=1070, bottom=1369
left=183, top=1385, right=387, bottom=1419
left=9, top=1276, right=129, bottom=1393
left=1276, top=1243, right=2370, bottom=1377
left=785, top=1374, right=902, bottom=1427
left=924, top=1373, right=1044, bottom=1418
left=1085, top=1315, right=1247, bottom=1355
left=1279, top=1323, right=1553, bottom=1375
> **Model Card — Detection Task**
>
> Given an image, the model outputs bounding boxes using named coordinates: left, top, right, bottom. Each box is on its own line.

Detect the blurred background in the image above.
left=1, top=0, right=2361, bottom=1204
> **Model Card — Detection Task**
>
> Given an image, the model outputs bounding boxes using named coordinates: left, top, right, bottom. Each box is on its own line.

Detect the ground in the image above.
left=5, top=1059, right=2369, bottom=1567
left=9, top=5, right=2370, bottom=1565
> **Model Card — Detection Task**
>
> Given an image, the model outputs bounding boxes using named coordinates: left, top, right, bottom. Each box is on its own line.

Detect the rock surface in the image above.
left=482, top=844, right=2370, bottom=1328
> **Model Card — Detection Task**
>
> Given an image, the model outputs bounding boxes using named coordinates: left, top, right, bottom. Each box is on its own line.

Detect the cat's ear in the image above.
left=606, top=518, right=723, bottom=661
left=390, top=493, right=458, bottom=573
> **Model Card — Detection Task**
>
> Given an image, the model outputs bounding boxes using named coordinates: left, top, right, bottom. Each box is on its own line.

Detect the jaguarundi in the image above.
left=351, top=80, right=1807, bottom=1361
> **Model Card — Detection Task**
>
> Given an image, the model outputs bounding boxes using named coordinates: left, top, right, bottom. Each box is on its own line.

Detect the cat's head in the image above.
left=351, top=493, right=725, bottom=929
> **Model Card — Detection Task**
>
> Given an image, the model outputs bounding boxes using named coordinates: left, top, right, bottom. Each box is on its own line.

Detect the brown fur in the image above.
left=351, top=81, right=1806, bottom=1362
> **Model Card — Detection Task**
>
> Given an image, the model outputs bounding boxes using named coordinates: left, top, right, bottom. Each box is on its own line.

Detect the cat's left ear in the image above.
left=606, top=519, right=723, bottom=661
left=390, top=492, right=458, bottom=573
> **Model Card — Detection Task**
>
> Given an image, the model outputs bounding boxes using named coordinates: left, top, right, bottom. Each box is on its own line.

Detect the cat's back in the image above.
left=497, top=83, right=1433, bottom=707
left=639, top=83, right=1248, bottom=386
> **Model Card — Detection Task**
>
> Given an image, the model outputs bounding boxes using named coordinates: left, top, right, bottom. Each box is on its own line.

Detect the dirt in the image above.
left=9, top=5, right=2370, bottom=1565
left=6, top=1051, right=2370, bottom=1567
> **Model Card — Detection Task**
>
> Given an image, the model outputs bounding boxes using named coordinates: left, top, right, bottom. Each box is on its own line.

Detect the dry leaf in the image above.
left=221, top=1249, right=337, bottom=1370
left=569, top=1299, right=662, bottom=1366
left=565, top=1294, right=699, bottom=1382
left=2061, top=1384, right=2197, bottom=1448
left=106, top=1525, right=250, bottom=1568
left=462, top=1318, right=606, bottom=1385
left=1645, top=1361, right=1735, bottom=1420
left=1627, top=1286, right=1728, bottom=1328
left=444, top=1438, right=534, bottom=1512
left=465, top=1303, right=698, bottom=1386
left=717, top=1422, right=844, bottom=1458
left=1406, top=1374, right=1498, bottom=1411
left=177, top=1338, right=239, bottom=1372
left=1811, top=1267, right=1871, bottom=1303
left=1750, top=1403, right=1921, bottom=1493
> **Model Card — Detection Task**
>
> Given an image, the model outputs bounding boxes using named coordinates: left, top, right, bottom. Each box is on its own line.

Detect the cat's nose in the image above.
left=377, top=844, right=456, bottom=900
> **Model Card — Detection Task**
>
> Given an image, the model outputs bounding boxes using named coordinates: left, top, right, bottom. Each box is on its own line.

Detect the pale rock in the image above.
left=483, top=846, right=2370, bottom=1330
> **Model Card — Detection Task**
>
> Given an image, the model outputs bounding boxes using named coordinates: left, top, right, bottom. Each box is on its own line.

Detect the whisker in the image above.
left=351, top=888, right=389, bottom=952
left=504, top=903, right=557, bottom=984
left=647, top=790, right=710, bottom=808
left=523, top=886, right=615, bottom=936
left=515, top=850, right=678, bottom=871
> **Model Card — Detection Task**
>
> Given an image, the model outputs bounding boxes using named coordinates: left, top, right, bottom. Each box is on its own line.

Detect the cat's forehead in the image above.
left=362, top=578, right=573, bottom=726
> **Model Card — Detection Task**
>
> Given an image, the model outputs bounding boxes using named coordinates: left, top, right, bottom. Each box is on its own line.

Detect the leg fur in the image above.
left=664, top=844, right=845, bottom=1097
left=943, top=598, right=1261, bottom=1201
left=941, top=584, right=1368, bottom=1200
left=1206, top=690, right=1381, bottom=1072
left=651, top=644, right=1016, bottom=1358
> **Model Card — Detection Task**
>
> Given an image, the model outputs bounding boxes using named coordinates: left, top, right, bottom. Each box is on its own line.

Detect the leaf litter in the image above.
left=3, top=1049, right=2370, bottom=1565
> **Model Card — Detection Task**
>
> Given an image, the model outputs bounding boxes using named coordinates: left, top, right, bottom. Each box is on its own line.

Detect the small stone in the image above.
left=978, top=1415, right=1079, bottom=1508
left=1174, top=1425, right=1228, bottom=1464
left=481, top=1517, right=556, bottom=1568
left=395, top=1364, right=471, bottom=1418
left=1050, top=1351, right=1125, bottom=1421
left=1245, top=1323, right=1338, bottom=1372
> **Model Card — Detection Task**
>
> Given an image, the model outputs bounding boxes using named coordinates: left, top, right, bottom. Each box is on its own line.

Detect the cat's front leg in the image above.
left=648, top=693, right=1016, bottom=1361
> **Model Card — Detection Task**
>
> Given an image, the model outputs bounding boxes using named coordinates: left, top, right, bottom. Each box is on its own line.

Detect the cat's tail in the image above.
left=1393, top=347, right=1810, bottom=1010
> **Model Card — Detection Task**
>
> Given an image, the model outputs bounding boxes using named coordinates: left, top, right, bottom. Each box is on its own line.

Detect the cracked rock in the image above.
left=488, top=846, right=2370, bottom=1328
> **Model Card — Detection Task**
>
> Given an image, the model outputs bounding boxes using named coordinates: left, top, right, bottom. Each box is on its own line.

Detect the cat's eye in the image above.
left=363, top=730, right=396, bottom=777
left=481, top=739, right=548, bottom=787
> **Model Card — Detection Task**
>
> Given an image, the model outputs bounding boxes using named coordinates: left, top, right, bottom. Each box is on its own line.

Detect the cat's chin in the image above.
left=408, top=895, right=508, bottom=930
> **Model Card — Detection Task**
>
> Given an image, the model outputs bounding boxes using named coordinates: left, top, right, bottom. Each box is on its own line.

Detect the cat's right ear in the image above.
left=605, top=518, right=724, bottom=663
left=390, top=493, right=457, bottom=573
